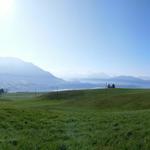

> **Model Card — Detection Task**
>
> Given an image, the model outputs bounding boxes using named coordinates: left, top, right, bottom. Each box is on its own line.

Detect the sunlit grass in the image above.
left=0, top=89, right=150, bottom=149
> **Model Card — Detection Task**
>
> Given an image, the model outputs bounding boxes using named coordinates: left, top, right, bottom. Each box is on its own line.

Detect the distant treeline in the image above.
left=107, top=83, right=116, bottom=89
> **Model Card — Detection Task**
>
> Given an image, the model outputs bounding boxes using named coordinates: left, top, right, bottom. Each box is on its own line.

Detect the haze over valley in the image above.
left=0, top=57, right=150, bottom=92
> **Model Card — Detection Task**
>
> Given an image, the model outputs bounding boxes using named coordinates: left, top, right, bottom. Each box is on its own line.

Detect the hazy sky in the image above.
left=0, top=0, right=150, bottom=78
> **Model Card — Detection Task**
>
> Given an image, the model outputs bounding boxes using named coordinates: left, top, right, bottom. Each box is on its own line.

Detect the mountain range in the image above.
left=0, top=57, right=66, bottom=92
left=0, top=57, right=98, bottom=92
left=77, top=75, right=150, bottom=88
left=0, top=57, right=150, bottom=92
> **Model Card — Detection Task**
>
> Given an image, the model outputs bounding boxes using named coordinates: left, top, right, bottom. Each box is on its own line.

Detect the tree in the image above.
left=0, top=89, right=5, bottom=96
left=112, top=84, right=115, bottom=88
left=107, top=84, right=111, bottom=88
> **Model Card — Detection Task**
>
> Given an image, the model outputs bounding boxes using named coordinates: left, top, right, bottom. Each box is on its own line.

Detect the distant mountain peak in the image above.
left=0, top=57, right=64, bottom=92
left=0, top=57, right=26, bottom=63
left=0, top=57, right=49, bottom=76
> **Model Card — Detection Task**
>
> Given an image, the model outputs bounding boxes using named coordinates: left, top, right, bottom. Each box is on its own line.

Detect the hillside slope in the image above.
left=0, top=57, right=104, bottom=92
left=0, top=89, right=150, bottom=149
left=40, top=89, right=150, bottom=111
left=0, top=57, right=65, bottom=92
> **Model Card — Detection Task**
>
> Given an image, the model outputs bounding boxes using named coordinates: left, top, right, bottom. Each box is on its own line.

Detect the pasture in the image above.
left=0, top=89, right=150, bottom=150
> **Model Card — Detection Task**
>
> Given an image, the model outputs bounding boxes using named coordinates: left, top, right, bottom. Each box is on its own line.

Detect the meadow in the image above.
left=0, top=89, right=150, bottom=150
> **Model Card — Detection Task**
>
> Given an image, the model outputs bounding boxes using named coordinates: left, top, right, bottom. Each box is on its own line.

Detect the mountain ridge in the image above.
left=0, top=57, right=150, bottom=91
left=0, top=57, right=65, bottom=92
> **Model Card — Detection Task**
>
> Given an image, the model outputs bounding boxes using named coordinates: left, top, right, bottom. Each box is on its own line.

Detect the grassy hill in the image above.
left=40, top=89, right=150, bottom=110
left=0, top=89, right=150, bottom=149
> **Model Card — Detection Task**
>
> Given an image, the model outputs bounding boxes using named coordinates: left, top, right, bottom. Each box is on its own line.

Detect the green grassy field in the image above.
left=0, top=89, right=150, bottom=150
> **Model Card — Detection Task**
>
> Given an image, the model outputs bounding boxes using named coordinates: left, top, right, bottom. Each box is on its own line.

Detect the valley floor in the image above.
left=0, top=89, right=150, bottom=150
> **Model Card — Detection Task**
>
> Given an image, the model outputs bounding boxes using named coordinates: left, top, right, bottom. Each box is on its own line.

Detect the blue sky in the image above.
left=0, top=0, right=150, bottom=78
